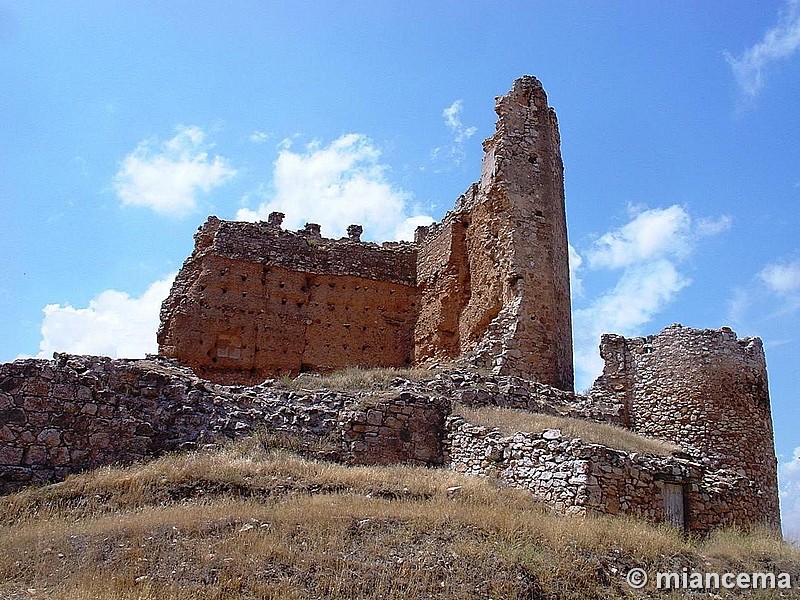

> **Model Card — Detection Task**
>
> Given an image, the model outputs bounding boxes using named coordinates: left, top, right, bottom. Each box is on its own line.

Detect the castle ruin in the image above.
left=157, top=76, right=573, bottom=391
left=0, top=77, right=782, bottom=534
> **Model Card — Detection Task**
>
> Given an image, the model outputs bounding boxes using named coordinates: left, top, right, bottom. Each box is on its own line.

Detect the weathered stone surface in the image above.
left=158, top=220, right=418, bottom=384
left=340, top=393, right=450, bottom=466
left=416, top=76, right=573, bottom=391
left=0, top=77, right=782, bottom=537
left=446, top=413, right=771, bottom=534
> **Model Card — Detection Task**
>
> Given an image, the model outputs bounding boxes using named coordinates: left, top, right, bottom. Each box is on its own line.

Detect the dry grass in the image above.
left=279, top=365, right=437, bottom=391
left=455, top=404, right=682, bottom=456
left=1, top=441, right=797, bottom=599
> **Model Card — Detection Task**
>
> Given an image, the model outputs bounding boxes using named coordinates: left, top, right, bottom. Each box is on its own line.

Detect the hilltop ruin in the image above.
left=0, top=77, right=781, bottom=534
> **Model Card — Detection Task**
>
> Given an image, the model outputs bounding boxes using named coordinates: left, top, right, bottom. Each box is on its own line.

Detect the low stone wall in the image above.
left=446, top=415, right=720, bottom=531
left=0, top=354, right=462, bottom=494
left=0, top=354, right=354, bottom=493
left=441, top=370, right=624, bottom=426
left=0, top=354, right=781, bottom=536
left=340, top=392, right=450, bottom=466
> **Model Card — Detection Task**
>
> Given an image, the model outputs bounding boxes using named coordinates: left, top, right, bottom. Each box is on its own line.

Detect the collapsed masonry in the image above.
left=0, top=77, right=781, bottom=534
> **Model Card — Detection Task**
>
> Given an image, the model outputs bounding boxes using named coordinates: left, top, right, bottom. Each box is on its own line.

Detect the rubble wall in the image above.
left=445, top=416, right=762, bottom=533
left=590, top=324, right=781, bottom=531
left=159, top=218, right=419, bottom=385
left=340, top=392, right=450, bottom=466
left=0, top=355, right=466, bottom=494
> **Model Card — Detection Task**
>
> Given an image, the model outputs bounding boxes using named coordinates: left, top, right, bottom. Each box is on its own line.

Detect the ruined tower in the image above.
left=415, top=76, right=574, bottom=390
left=590, top=324, right=781, bottom=531
left=158, top=76, right=574, bottom=390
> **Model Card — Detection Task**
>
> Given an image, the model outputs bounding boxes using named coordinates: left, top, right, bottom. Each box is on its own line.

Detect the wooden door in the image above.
left=662, top=483, right=685, bottom=530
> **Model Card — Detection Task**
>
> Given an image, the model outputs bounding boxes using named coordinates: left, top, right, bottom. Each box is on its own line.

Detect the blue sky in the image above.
left=2, top=1, right=799, bottom=538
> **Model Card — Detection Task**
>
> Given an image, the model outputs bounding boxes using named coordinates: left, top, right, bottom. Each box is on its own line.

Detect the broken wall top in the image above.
left=193, top=216, right=417, bottom=286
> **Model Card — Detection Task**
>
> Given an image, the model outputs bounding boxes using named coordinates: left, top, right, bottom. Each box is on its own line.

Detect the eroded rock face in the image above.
left=159, top=76, right=574, bottom=391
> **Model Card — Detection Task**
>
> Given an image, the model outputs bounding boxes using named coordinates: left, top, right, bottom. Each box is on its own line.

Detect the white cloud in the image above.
left=725, top=0, right=800, bottom=98
left=726, top=287, right=751, bottom=326
left=760, top=259, right=800, bottom=294
left=586, top=205, right=692, bottom=269
left=35, top=274, right=176, bottom=359
left=432, top=100, right=477, bottom=167
left=779, top=447, right=800, bottom=542
left=442, top=100, right=477, bottom=144
left=393, top=215, right=436, bottom=243
left=113, top=126, right=236, bottom=217
left=249, top=130, right=271, bottom=143
left=236, top=134, right=433, bottom=242
left=696, top=215, right=734, bottom=236
left=572, top=205, right=728, bottom=388
left=573, top=260, right=690, bottom=386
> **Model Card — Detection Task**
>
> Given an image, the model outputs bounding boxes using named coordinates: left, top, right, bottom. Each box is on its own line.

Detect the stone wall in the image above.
left=340, top=392, right=450, bottom=466
left=446, top=416, right=770, bottom=533
left=0, top=354, right=352, bottom=493
left=590, top=324, right=781, bottom=531
left=159, top=217, right=419, bottom=384
left=0, top=354, right=454, bottom=494
left=415, top=77, right=574, bottom=391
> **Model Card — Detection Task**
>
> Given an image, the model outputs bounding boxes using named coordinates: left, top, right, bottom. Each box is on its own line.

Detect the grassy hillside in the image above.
left=1, top=440, right=798, bottom=599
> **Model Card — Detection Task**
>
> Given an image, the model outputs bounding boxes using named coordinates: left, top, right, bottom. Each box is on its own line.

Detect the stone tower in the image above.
left=591, top=324, right=781, bottom=531
left=415, top=76, right=574, bottom=390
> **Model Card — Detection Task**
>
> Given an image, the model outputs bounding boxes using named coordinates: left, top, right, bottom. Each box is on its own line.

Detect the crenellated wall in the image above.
left=158, top=217, right=419, bottom=384
left=1, top=76, right=782, bottom=536
left=159, top=76, right=574, bottom=391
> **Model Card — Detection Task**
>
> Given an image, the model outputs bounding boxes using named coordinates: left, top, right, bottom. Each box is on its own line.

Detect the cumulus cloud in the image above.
left=760, top=259, right=800, bottom=295
left=586, top=205, right=692, bottom=269
left=113, top=126, right=236, bottom=217
left=573, top=260, right=690, bottom=386
left=236, top=134, right=433, bottom=241
left=34, top=274, right=176, bottom=359
left=779, top=447, right=800, bottom=542
left=572, top=205, right=728, bottom=388
left=725, top=0, right=800, bottom=98
left=432, top=100, right=477, bottom=167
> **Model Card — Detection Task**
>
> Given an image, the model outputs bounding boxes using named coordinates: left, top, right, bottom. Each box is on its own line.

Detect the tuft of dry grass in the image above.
left=279, top=365, right=437, bottom=391
left=1, top=440, right=797, bottom=599
left=455, top=404, right=681, bottom=456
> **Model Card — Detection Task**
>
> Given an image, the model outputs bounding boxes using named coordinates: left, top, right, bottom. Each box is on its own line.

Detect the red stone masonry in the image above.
left=415, top=76, right=574, bottom=390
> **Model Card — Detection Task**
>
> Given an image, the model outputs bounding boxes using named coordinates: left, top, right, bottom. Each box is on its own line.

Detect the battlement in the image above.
left=194, top=215, right=418, bottom=286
